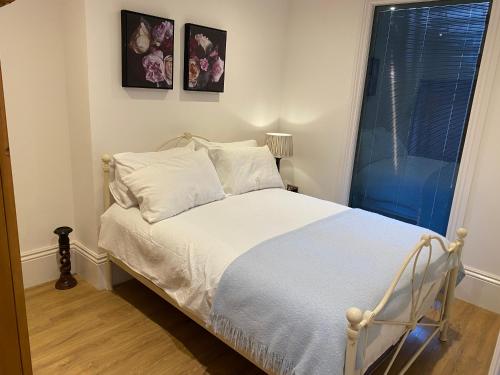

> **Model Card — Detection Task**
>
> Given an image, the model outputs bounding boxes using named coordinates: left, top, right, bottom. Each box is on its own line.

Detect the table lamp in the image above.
left=266, top=133, right=293, bottom=171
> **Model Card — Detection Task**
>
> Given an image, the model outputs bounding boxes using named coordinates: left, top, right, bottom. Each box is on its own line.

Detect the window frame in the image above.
left=340, top=0, right=500, bottom=239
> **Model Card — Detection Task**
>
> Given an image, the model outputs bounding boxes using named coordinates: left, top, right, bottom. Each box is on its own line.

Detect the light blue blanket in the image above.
left=210, top=209, right=456, bottom=375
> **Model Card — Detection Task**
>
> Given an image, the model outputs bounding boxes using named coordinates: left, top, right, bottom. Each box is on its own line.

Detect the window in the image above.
left=349, top=0, right=491, bottom=235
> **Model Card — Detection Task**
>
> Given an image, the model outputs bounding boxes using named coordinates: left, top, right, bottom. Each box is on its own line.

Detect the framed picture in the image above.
left=184, top=23, right=226, bottom=92
left=121, top=10, right=174, bottom=89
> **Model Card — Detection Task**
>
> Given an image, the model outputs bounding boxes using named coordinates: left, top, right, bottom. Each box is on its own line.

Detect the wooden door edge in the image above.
left=0, top=61, right=32, bottom=374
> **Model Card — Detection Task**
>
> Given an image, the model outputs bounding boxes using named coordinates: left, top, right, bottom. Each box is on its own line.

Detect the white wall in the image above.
left=463, top=58, right=500, bottom=278
left=456, top=55, right=500, bottom=312
left=0, top=0, right=75, bottom=254
left=63, top=0, right=99, bottom=252
left=83, top=0, right=289, bottom=252
left=279, top=0, right=364, bottom=202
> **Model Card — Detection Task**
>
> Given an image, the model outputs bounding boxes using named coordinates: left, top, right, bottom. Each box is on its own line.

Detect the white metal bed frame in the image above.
left=100, top=132, right=467, bottom=375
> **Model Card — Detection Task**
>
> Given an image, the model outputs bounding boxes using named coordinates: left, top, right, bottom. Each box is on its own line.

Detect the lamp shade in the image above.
left=266, top=133, right=293, bottom=158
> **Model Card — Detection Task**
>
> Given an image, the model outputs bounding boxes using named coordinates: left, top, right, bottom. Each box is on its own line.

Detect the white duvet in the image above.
left=99, top=189, right=348, bottom=322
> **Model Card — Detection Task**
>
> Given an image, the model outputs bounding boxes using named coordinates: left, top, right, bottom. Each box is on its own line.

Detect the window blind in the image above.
left=349, top=0, right=490, bottom=235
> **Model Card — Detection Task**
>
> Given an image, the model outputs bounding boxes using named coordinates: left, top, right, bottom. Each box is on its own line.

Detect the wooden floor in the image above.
left=25, top=278, right=500, bottom=374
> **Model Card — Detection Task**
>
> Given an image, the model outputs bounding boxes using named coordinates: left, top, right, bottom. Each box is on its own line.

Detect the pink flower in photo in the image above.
left=194, top=33, right=212, bottom=52
left=211, top=57, right=224, bottom=82
left=200, top=58, right=209, bottom=72
left=142, top=50, right=166, bottom=84
left=152, top=21, right=173, bottom=46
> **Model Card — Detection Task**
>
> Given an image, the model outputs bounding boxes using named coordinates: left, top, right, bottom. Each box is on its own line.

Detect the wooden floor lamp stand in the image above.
left=54, top=226, right=77, bottom=290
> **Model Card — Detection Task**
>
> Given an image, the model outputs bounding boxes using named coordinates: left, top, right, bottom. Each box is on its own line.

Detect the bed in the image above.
left=98, top=133, right=467, bottom=375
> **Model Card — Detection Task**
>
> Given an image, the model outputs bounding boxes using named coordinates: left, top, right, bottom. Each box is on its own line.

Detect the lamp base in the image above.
left=275, top=157, right=281, bottom=171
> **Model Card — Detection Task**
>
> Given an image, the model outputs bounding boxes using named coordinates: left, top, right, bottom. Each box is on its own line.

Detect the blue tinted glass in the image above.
left=349, top=0, right=490, bottom=235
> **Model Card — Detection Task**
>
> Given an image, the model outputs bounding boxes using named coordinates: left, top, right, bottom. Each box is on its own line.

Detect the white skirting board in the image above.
left=72, top=241, right=109, bottom=290
left=456, top=266, right=500, bottom=314
left=21, top=246, right=500, bottom=313
left=20, top=241, right=131, bottom=290
left=21, top=245, right=67, bottom=288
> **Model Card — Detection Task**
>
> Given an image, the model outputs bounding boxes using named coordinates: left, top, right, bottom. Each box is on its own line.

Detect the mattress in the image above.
left=98, top=188, right=442, bottom=371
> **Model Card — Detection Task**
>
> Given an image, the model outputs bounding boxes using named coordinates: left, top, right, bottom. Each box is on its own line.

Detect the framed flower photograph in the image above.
left=184, top=24, right=226, bottom=92
left=121, top=10, right=174, bottom=89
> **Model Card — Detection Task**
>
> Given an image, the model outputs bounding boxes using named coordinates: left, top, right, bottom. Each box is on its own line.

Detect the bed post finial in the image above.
left=102, top=153, right=111, bottom=164
left=346, top=307, right=363, bottom=329
left=457, top=227, right=468, bottom=242
left=345, top=307, right=363, bottom=375
left=102, top=154, right=112, bottom=211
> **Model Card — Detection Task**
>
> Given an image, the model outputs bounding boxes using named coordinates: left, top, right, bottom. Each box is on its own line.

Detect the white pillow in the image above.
left=193, top=137, right=257, bottom=150
left=208, top=145, right=284, bottom=195
left=110, top=143, right=195, bottom=208
left=122, top=149, right=225, bottom=223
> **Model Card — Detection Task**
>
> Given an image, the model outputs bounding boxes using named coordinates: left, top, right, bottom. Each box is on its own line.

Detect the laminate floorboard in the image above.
left=25, top=278, right=499, bottom=374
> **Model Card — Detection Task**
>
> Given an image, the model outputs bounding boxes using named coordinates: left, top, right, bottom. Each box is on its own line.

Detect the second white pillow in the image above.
left=208, top=145, right=284, bottom=195
left=193, top=137, right=258, bottom=150
left=123, top=149, right=225, bottom=223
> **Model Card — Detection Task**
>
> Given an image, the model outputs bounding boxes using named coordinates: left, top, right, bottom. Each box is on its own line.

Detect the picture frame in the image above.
left=184, top=23, right=227, bottom=92
left=121, top=10, right=174, bottom=90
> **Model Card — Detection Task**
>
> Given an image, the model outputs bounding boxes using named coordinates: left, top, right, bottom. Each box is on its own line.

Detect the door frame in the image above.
left=0, top=62, right=32, bottom=373
left=339, top=0, right=500, bottom=239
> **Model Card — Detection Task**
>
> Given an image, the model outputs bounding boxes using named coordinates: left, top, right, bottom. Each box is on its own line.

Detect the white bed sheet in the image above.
left=98, top=188, right=441, bottom=371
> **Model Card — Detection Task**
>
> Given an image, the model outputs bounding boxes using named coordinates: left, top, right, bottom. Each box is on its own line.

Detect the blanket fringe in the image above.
left=210, top=312, right=295, bottom=375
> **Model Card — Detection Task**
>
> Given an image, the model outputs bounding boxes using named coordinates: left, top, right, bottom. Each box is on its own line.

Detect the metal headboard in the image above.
left=156, top=132, right=209, bottom=151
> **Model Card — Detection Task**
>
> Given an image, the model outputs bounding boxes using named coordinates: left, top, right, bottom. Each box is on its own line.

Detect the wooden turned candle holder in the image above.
left=54, top=226, right=77, bottom=290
